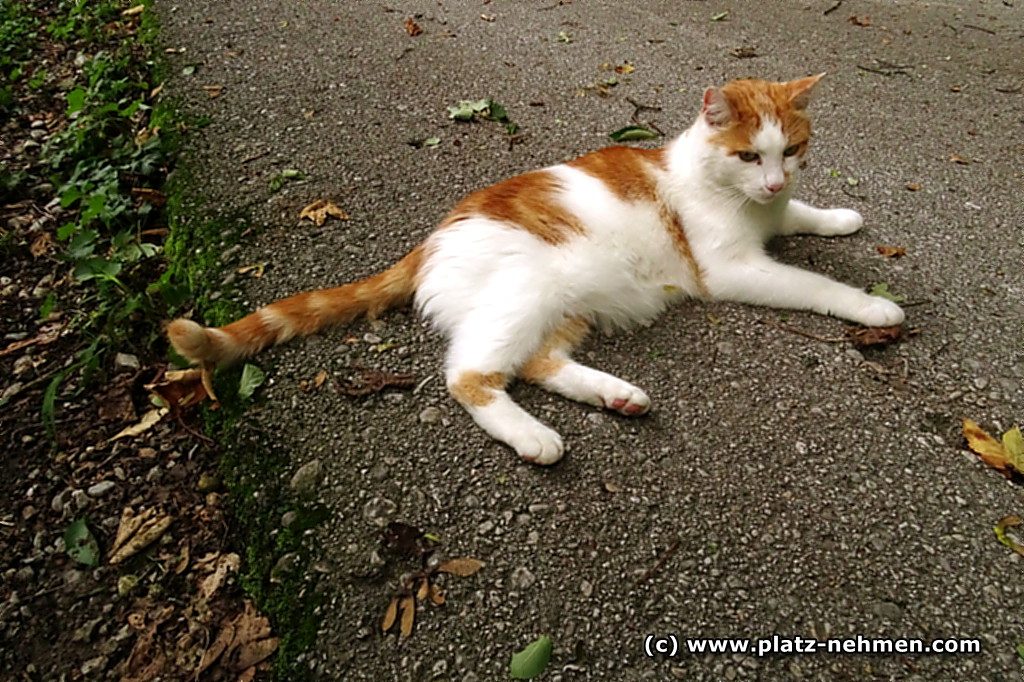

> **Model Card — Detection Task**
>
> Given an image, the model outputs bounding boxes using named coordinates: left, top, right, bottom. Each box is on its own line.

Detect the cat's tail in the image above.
left=166, top=245, right=424, bottom=367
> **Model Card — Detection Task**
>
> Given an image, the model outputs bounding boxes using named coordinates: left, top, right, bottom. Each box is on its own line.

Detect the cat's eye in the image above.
left=738, top=151, right=759, bottom=162
left=783, top=145, right=800, bottom=157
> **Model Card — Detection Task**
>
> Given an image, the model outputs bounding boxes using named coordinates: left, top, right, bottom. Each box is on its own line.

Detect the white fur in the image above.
left=415, top=98, right=904, bottom=464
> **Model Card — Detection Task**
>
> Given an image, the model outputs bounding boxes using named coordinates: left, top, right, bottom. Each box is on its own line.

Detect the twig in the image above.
left=239, top=150, right=269, bottom=165
left=995, top=84, right=1022, bottom=94
left=823, top=0, right=843, bottom=16
left=635, top=540, right=681, bottom=585
left=962, top=23, right=996, bottom=35
left=760, top=319, right=848, bottom=343
left=840, top=186, right=868, bottom=200
left=176, top=413, right=215, bottom=445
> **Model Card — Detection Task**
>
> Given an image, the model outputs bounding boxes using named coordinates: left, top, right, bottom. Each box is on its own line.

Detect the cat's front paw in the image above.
left=820, top=208, right=864, bottom=236
left=854, top=297, right=905, bottom=327
left=510, top=425, right=565, bottom=465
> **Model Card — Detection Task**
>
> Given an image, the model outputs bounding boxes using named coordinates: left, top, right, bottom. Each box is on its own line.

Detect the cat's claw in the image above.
left=511, top=426, right=565, bottom=465
left=855, top=297, right=905, bottom=327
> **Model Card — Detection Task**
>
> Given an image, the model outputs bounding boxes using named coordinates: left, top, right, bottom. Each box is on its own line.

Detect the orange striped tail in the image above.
left=166, top=246, right=423, bottom=367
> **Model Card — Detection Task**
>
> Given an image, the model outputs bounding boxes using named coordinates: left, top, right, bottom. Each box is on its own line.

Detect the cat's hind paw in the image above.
left=510, top=425, right=565, bottom=465
left=854, top=297, right=905, bottom=327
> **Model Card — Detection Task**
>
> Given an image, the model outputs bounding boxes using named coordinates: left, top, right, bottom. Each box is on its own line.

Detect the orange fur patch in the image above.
left=710, top=78, right=814, bottom=154
left=659, top=204, right=708, bottom=297
left=449, top=371, right=507, bottom=407
left=443, top=170, right=585, bottom=244
left=567, top=146, right=666, bottom=202
left=520, top=317, right=590, bottom=383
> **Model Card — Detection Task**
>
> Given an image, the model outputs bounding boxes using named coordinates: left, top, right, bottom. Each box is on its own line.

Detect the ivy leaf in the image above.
left=238, top=363, right=266, bottom=400
left=868, top=282, right=906, bottom=303
left=609, top=125, right=659, bottom=142
left=64, top=518, right=100, bottom=567
left=510, top=635, right=553, bottom=680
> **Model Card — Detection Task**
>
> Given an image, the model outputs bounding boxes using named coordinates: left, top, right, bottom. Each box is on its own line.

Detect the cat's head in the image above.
left=698, top=74, right=824, bottom=204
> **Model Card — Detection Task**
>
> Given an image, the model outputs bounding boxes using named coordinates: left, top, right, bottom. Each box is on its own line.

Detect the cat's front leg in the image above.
left=705, top=256, right=905, bottom=327
left=778, top=199, right=863, bottom=237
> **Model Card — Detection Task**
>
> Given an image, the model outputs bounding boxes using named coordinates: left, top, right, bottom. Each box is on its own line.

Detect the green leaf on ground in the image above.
left=181, top=64, right=196, bottom=76
left=238, top=363, right=266, bottom=399
left=269, top=169, right=304, bottom=192
left=1017, top=643, right=1024, bottom=662
left=868, top=282, right=906, bottom=303
left=510, top=635, right=553, bottom=679
left=609, top=125, right=659, bottom=142
left=1002, top=426, right=1024, bottom=471
left=557, top=30, right=573, bottom=43
left=448, top=99, right=489, bottom=121
left=64, top=518, right=100, bottom=567
left=423, top=136, right=440, bottom=146
left=66, top=87, right=86, bottom=114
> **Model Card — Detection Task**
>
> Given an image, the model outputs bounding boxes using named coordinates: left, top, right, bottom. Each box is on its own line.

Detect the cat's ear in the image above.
left=702, top=87, right=733, bottom=127
left=787, top=73, right=826, bottom=109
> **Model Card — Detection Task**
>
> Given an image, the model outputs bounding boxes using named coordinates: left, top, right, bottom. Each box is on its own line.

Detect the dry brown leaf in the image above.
left=109, top=511, right=173, bottom=564
left=172, top=541, right=191, bottom=575
left=847, top=325, right=904, bottom=349
left=337, top=368, right=416, bottom=397
left=202, top=84, right=224, bottom=98
left=417, top=578, right=430, bottom=602
left=428, top=583, right=446, bottom=605
left=299, top=199, right=350, bottom=226
left=399, top=595, right=415, bottom=638
left=876, top=245, right=907, bottom=259
left=313, top=370, right=329, bottom=389
left=437, top=557, right=485, bottom=577
left=0, top=326, right=61, bottom=357
left=198, top=552, right=241, bottom=601
left=223, top=601, right=279, bottom=671
left=905, top=182, right=922, bottom=191
left=121, top=4, right=144, bottom=16
left=198, top=620, right=236, bottom=673
left=615, top=62, right=636, bottom=74
left=963, top=418, right=1010, bottom=474
left=848, top=15, right=871, bottom=26
left=237, top=667, right=257, bottom=682
left=237, top=263, right=266, bottom=278
left=201, top=362, right=219, bottom=403
left=404, top=17, right=423, bottom=36
left=949, top=154, right=970, bottom=165
left=381, top=597, right=399, bottom=632
left=146, top=368, right=209, bottom=412
left=30, top=232, right=53, bottom=257
left=111, top=407, right=168, bottom=441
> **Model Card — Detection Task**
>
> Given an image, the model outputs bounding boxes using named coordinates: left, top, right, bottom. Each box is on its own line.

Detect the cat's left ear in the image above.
left=787, top=72, right=826, bottom=109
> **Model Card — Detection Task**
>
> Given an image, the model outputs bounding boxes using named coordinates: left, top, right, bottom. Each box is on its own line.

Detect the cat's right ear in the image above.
left=702, top=87, right=732, bottom=127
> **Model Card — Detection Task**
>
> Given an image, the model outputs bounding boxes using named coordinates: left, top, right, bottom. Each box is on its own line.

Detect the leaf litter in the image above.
left=299, top=198, right=350, bottom=226
left=963, top=419, right=1024, bottom=478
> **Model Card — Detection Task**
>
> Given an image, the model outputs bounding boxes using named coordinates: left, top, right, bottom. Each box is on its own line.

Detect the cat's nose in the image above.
left=765, top=181, right=785, bottom=194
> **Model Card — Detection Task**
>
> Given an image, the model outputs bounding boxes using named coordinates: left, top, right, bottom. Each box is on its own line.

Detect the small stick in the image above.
left=962, top=23, right=996, bottom=35
left=635, top=540, right=681, bottom=585
left=761, top=319, right=848, bottom=343
left=823, top=0, right=843, bottom=16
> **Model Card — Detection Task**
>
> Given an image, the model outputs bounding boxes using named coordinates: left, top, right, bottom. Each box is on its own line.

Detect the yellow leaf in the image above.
left=994, top=515, right=1024, bottom=556
left=962, top=418, right=1009, bottom=473
left=299, top=199, right=350, bottom=226
left=381, top=597, right=399, bottom=632
left=437, top=557, right=485, bottom=577
left=111, top=408, right=168, bottom=441
left=1002, top=426, right=1024, bottom=473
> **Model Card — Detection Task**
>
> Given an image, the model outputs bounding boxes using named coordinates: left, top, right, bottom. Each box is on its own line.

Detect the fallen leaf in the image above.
left=299, top=199, right=350, bottom=226
left=399, top=595, right=416, bottom=638
left=146, top=367, right=209, bottom=412
left=236, top=263, right=266, bottom=278
left=995, top=515, right=1024, bottom=556
left=609, top=125, right=659, bottom=142
left=437, top=557, right=485, bottom=577
left=480, top=13, right=495, bottom=22
left=710, top=10, right=729, bottom=21
left=197, top=619, right=235, bottom=673
left=238, top=363, right=265, bottom=400
left=614, top=62, right=635, bottom=75
left=201, top=84, right=224, bottom=98
left=381, top=597, right=399, bottom=632
left=109, top=509, right=173, bottom=564
left=337, top=368, right=416, bottom=397
left=868, top=282, right=906, bottom=303
left=0, top=325, right=61, bottom=357
left=64, top=518, right=100, bottom=567
left=875, top=245, right=907, bottom=259
left=111, top=407, right=168, bottom=441
left=846, top=325, right=903, bottom=348
left=730, top=46, right=758, bottom=59
left=30, top=232, right=53, bottom=257
left=121, top=4, right=144, bottom=16
left=848, top=15, right=872, bottom=26
left=220, top=601, right=279, bottom=671
left=403, top=17, right=422, bottom=36
left=510, top=635, right=553, bottom=680
left=198, top=552, right=241, bottom=601
left=963, top=418, right=1011, bottom=474
left=429, top=583, right=446, bottom=605
left=130, top=187, right=167, bottom=205
left=557, top=30, right=573, bottom=43
left=314, top=370, right=328, bottom=389
left=417, top=577, right=430, bottom=601
left=905, top=182, right=922, bottom=191
left=949, top=154, right=970, bottom=165
left=1003, top=427, right=1024, bottom=471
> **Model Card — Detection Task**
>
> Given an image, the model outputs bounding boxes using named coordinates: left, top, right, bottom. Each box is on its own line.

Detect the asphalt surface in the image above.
left=158, top=0, right=1023, bottom=679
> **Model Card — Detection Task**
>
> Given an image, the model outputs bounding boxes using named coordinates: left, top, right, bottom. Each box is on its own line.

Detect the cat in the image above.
left=167, top=74, right=904, bottom=465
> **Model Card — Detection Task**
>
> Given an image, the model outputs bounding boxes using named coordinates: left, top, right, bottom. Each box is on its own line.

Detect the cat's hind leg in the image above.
left=520, top=318, right=651, bottom=416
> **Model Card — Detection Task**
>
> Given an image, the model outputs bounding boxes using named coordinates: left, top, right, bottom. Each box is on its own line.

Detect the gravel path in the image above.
left=158, top=0, right=1023, bottom=679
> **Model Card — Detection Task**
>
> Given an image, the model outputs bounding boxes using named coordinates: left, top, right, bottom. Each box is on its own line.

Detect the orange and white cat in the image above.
left=168, top=75, right=904, bottom=465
